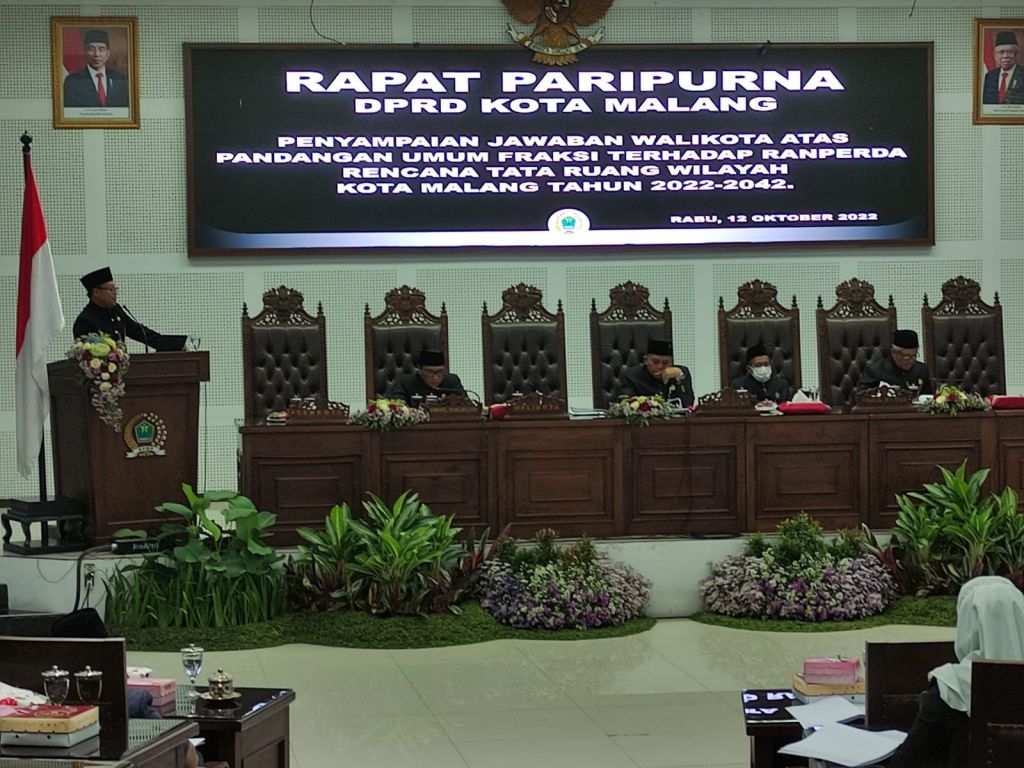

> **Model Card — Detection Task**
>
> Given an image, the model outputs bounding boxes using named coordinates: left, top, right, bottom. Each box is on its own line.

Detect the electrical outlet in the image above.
left=83, top=564, right=96, bottom=589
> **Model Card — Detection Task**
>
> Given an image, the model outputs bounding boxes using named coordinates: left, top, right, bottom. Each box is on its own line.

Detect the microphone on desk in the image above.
left=117, top=303, right=150, bottom=352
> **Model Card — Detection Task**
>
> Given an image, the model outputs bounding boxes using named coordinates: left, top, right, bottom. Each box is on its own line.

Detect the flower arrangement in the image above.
left=926, top=384, right=990, bottom=415
left=348, top=398, right=429, bottom=432
left=477, top=531, right=651, bottom=630
left=67, top=332, right=129, bottom=430
left=698, top=514, right=897, bottom=622
left=607, top=394, right=682, bottom=426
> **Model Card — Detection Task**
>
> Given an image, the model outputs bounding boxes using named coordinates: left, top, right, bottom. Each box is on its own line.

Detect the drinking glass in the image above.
left=180, top=644, right=204, bottom=701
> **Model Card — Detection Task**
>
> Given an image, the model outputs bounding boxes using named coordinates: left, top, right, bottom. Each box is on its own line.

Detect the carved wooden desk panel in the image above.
left=378, top=424, right=498, bottom=532
left=747, top=416, right=869, bottom=532
left=867, top=411, right=996, bottom=528
left=629, top=418, right=745, bottom=535
left=238, top=412, right=1021, bottom=543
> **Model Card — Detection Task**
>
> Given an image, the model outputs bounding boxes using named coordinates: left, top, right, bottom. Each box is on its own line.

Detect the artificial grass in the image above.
left=690, top=595, right=958, bottom=632
left=112, top=601, right=657, bottom=652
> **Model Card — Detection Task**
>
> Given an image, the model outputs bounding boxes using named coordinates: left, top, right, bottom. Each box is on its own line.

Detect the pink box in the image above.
left=802, top=657, right=861, bottom=684
left=127, top=677, right=176, bottom=705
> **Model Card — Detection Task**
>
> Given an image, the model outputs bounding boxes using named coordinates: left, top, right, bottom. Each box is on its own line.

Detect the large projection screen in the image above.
left=185, top=44, right=933, bottom=255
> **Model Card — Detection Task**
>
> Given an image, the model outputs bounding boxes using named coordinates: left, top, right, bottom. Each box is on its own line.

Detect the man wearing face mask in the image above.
left=730, top=344, right=791, bottom=404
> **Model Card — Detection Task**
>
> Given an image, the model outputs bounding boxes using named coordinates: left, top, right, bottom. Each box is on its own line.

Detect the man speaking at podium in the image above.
left=73, top=267, right=187, bottom=351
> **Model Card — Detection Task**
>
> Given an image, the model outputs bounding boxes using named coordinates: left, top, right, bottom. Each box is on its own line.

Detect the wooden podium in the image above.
left=48, top=352, right=210, bottom=543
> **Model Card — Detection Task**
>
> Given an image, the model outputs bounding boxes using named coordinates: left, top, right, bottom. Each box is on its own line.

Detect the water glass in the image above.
left=180, top=644, right=204, bottom=700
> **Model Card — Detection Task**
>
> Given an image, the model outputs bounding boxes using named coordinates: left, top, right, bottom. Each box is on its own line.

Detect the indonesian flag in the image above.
left=16, top=148, right=65, bottom=477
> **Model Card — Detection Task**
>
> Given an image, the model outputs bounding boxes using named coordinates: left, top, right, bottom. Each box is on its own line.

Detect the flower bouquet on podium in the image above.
left=607, top=394, right=682, bottom=426
left=67, top=332, right=129, bottom=430
left=348, top=398, right=430, bottom=432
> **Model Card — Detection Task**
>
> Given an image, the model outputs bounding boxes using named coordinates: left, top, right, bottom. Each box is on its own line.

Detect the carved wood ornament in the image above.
left=244, top=285, right=323, bottom=326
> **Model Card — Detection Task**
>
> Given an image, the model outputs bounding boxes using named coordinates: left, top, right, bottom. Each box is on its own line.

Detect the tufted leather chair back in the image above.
left=589, top=282, right=672, bottom=408
left=816, top=278, right=897, bottom=408
left=364, top=286, right=448, bottom=400
left=242, top=286, right=327, bottom=422
left=718, top=280, right=801, bottom=389
left=482, top=283, right=567, bottom=406
left=923, top=276, right=1005, bottom=396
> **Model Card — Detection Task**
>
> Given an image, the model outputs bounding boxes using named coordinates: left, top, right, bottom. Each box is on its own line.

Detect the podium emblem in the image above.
left=123, top=412, right=168, bottom=459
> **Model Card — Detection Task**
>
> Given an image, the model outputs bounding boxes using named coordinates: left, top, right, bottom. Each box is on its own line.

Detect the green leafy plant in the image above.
left=104, top=485, right=286, bottom=630
left=772, top=513, right=827, bottom=566
left=890, top=463, right=1024, bottom=594
left=290, top=492, right=509, bottom=617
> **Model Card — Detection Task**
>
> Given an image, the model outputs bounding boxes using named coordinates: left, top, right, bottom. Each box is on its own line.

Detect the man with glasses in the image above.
left=858, top=329, right=933, bottom=395
left=73, top=266, right=187, bottom=351
left=386, top=349, right=467, bottom=405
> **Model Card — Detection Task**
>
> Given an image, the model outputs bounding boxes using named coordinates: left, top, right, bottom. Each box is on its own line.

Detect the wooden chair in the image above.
left=816, top=278, right=897, bottom=408
left=364, top=286, right=448, bottom=401
left=482, top=283, right=567, bottom=406
left=864, top=640, right=956, bottom=730
left=922, top=276, right=1005, bottom=396
left=589, top=281, right=672, bottom=409
left=970, top=659, right=1024, bottom=767
left=241, top=286, right=327, bottom=423
left=0, top=635, right=129, bottom=757
left=718, top=279, right=801, bottom=390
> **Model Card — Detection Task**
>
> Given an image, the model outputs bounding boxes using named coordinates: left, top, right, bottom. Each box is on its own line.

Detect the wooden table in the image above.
left=238, top=410, right=1024, bottom=544
left=174, top=687, right=295, bottom=768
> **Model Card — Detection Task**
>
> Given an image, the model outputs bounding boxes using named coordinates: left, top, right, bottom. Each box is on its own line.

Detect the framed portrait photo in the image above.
left=974, top=18, right=1024, bottom=124
left=51, top=16, right=140, bottom=129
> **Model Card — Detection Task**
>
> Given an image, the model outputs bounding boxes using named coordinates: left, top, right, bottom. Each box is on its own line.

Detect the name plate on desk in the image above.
left=422, top=396, right=484, bottom=422
left=286, top=399, right=351, bottom=422
left=852, top=387, right=915, bottom=413
left=696, top=388, right=757, bottom=416
left=504, top=393, right=568, bottom=419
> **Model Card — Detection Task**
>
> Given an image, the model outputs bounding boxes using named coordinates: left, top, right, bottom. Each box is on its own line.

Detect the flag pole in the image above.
left=21, top=132, right=49, bottom=503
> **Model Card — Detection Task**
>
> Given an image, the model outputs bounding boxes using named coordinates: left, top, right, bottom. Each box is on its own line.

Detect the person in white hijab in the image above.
left=888, top=576, right=1024, bottom=768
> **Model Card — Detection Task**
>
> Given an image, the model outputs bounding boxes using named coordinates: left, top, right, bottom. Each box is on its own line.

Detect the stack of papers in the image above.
left=786, top=695, right=865, bottom=728
left=778, top=722, right=906, bottom=767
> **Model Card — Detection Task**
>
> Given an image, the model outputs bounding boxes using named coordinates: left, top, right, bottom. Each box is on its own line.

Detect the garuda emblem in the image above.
left=503, top=0, right=614, bottom=66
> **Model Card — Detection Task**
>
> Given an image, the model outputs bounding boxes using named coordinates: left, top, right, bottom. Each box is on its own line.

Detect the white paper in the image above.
left=778, top=722, right=906, bottom=767
left=189, top=737, right=206, bottom=747
left=786, top=695, right=865, bottom=728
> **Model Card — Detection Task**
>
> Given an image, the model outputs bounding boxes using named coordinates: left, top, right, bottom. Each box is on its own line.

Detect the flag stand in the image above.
left=2, top=133, right=87, bottom=555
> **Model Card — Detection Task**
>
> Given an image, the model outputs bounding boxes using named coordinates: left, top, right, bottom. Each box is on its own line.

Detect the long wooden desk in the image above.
left=238, top=410, right=1024, bottom=545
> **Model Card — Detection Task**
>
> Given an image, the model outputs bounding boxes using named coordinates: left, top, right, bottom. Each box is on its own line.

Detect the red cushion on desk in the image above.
left=989, top=395, right=1024, bottom=410
left=778, top=401, right=832, bottom=414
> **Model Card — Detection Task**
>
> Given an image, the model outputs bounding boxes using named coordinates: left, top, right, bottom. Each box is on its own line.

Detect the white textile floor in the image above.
left=127, top=619, right=955, bottom=768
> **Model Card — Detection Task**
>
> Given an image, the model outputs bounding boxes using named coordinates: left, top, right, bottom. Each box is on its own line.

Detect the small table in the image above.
left=175, top=686, right=295, bottom=768
left=742, top=688, right=807, bottom=768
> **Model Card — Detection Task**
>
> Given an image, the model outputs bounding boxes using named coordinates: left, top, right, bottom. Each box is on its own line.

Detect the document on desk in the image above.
left=786, top=695, right=866, bottom=728
left=778, top=722, right=906, bottom=767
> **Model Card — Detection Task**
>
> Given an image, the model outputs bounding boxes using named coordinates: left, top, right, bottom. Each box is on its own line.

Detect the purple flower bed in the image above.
left=478, top=557, right=651, bottom=630
left=699, top=549, right=897, bottom=621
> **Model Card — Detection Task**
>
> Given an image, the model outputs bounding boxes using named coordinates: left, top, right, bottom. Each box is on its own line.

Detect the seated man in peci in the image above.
left=386, top=349, right=467, bottom=405
left=730, top=344, right=791, bottom=404
left=73, top=267, right=187, bottom=351
left=857, top=329, right=933, bottom=395
left=619, top=339, right=695, bottom=408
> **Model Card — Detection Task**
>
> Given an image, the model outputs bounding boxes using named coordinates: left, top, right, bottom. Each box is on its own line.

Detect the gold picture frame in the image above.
left=51, top=16, right=140, bottom=129
left=973, top=18, right=1024, bottom=125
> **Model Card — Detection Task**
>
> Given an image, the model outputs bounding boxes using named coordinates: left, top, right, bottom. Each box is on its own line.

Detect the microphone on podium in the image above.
left=117, top=303, right=150, bottom=352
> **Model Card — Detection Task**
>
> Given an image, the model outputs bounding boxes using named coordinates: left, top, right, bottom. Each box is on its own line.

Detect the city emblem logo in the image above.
left=547, top=208, right=590, bottom=235
left=123, top=412, right=168, bottom=459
